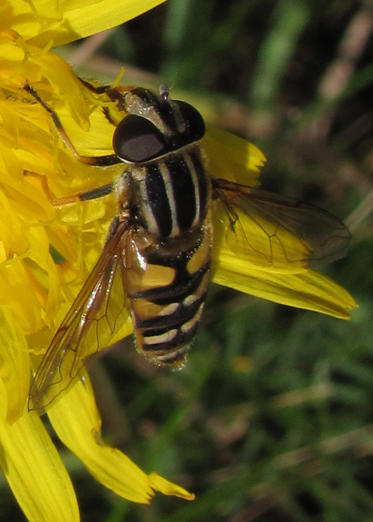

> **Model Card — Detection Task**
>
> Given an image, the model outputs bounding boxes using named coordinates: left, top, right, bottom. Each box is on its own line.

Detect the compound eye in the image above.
left=174, top=100, right=205, bottom=141
left=113, top=114, right=167, bottom=163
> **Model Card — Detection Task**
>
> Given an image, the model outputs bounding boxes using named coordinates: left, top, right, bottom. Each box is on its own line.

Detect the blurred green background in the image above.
left=8, top=1, right=373, bottom=521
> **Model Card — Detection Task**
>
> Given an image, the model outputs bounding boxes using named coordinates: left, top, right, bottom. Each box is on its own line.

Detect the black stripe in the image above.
left=130, top=88, right=158, bottom=109
left=190, top=150, right=208, bottom=221
left=145, top=238, right=203, bottom=267
left=130, top=88, right=179, bottom=135
left=145, top=163, right=172, bottom=237
left=166, top=156, right=196, bottom=232
left=138, top=294, right=205, bottom=332
left=157, top=101, right=179, bottom=136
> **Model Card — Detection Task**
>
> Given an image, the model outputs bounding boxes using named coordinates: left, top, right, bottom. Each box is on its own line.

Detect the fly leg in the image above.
left=24, top=83, right=122, bottom=166
left=78, top=77, right=132, bottom=125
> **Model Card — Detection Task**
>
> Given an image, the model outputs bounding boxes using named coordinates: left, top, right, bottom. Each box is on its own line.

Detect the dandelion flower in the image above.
left=0, top=1, right=356, bottom=520
left=0, top=1, right=197, bottom=520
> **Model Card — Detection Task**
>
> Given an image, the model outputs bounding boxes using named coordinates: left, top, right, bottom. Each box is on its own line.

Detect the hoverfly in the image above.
left=24, top=80, right=350, bottom=412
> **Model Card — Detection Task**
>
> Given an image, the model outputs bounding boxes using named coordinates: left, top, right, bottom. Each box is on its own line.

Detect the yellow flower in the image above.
left=0, top=1, right=198, bottom=521
left=0, top=1, right=356, bottom=521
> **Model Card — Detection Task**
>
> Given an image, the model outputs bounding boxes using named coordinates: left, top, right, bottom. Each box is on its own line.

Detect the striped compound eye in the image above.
left=113, top=114, right=167, bottom=163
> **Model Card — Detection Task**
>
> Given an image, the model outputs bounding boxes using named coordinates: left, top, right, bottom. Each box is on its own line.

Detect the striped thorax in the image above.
left=114, top=87, right=212, bottom=367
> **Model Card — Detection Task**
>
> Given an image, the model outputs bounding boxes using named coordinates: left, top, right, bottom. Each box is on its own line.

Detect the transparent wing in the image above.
left=213, top=178, right=351, bottom=270
left=29, top=219, right=132, bottom=413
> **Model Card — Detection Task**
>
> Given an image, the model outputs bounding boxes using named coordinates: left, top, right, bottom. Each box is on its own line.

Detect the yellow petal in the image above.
left=0, top=190, right=29, bottom=262
left=48, top=372, right=193, bottom=503
left=148, top=472, right=195, bottom=501
left=0, top=260, right=46, bottom=333
left=212, top=198, right=310, bottom=272
left=0, top=309, right=30, bottom=422
left=0, top=405, right=79, bottom=522
left=47, top=373, right=153, bottom=503
left=6, top=0, right=166, bottom=47
left=25, top=227, right=61, bottom=322
left=203, top=126, right=266, bottom=185
left=213, top=258, right=357, bottom=319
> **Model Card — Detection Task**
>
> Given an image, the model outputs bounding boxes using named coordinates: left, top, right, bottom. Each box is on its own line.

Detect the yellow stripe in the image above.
left=158, top=161, right=180, bottom=237
left=184, top=152, right=201, bottom=226
left=143, top=329, right=178, bottom=345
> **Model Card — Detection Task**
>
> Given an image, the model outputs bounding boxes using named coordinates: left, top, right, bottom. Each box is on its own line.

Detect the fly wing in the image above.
left=29, top=218, right=132, bottom=413
left=212, top=178, right=351, bottom=269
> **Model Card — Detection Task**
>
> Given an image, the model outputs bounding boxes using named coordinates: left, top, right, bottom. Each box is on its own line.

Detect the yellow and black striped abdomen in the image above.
left=123, top=216, right=212, bottom=367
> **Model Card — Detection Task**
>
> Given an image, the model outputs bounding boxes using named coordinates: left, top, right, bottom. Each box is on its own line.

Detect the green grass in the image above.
left=50, top=1, right=373, bottom=521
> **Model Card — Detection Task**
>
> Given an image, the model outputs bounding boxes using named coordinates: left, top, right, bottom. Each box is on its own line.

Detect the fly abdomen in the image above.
left=137, top=263, right=208, bottom=357
left=123, top=221, right=212, bottom=367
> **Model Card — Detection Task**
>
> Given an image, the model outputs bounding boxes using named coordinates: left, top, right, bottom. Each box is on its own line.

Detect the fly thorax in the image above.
left=129, top=148, right=210, bottom=239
